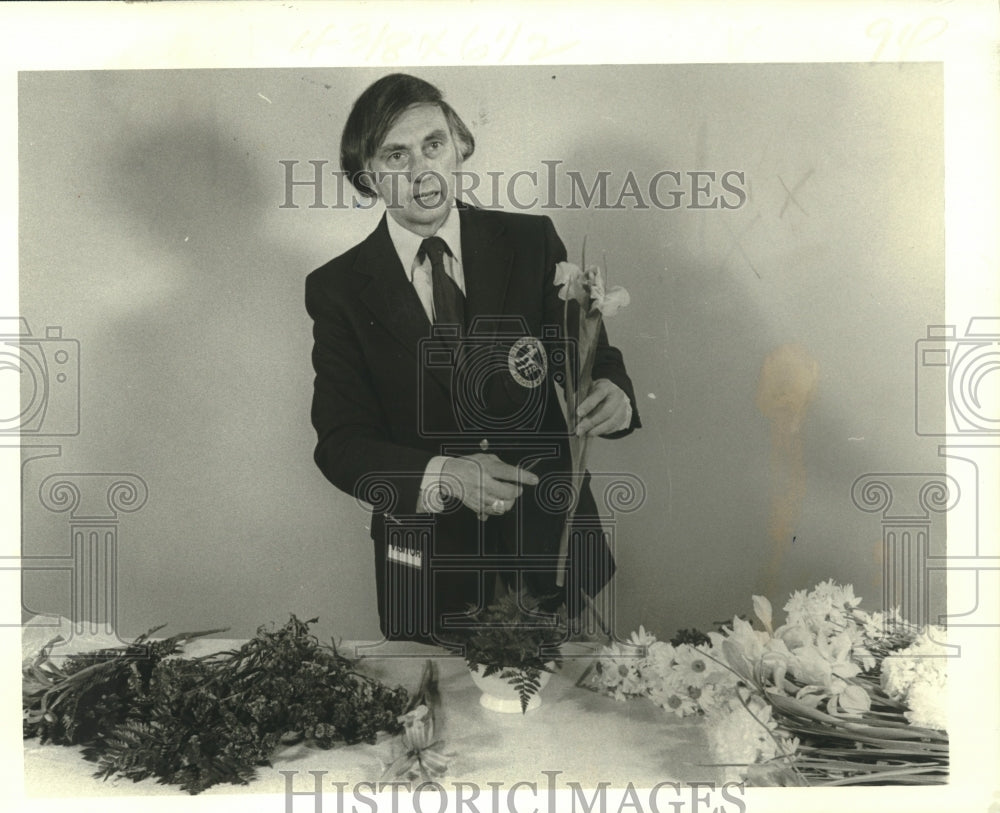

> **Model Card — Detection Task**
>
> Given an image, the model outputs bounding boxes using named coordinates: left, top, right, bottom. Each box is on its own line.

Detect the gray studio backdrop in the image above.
left=18, top=64, right=946, bottom=643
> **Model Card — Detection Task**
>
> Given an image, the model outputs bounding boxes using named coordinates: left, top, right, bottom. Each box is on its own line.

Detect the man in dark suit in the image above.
left=306, top=74, right=640, bottom=646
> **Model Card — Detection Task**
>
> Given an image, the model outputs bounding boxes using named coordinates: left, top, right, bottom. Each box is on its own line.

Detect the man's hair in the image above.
left=340, top=73, right=475, bottom=199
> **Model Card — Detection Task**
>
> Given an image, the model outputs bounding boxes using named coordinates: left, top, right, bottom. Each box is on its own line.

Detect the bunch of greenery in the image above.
left=459, top=590, right=566, bottom=713
left=23, top=616, right=409, bottom=794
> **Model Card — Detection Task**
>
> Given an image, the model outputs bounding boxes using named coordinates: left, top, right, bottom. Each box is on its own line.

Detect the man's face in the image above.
left=368, top=103, right=463, bottom=236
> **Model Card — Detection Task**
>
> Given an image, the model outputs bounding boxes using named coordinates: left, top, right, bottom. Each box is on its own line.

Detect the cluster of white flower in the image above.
left=592, top=581, right=947, bottom=781
left=782, top=579, right=862, bottom=630
left=648, top=640, right=738, bottom=717
left=592, top=625, right=799, bottom=783
left=590, top=627, right=660, bottom=702
left=591, top=626, right=738, bottom=716
left=880, top=626, right=948, bottom=730
left=704, top=690, right=798, bottom=785
left=779, top=580, right=898, bottom=672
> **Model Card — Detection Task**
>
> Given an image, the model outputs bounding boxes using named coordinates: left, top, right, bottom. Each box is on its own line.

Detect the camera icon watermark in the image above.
left=850, top=317, right=1000, bottom=638
left=0, top=316, right=80, bottom=437
left=915, top=317, right=1000, bottom=437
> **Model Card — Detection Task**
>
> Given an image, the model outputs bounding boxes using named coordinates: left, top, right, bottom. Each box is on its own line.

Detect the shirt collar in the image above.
left=385, top=205, right=463, bottom=281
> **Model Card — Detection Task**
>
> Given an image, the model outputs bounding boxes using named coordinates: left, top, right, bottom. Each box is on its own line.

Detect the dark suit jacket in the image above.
left=306, top=203, right=640, bottom=644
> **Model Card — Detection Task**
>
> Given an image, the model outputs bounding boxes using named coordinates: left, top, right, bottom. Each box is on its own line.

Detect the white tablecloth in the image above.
left=22, top=623, right=718, bottom=798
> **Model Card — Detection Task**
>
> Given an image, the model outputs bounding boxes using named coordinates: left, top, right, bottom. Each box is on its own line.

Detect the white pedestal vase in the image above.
left=468, top=664, right=555, bottom=713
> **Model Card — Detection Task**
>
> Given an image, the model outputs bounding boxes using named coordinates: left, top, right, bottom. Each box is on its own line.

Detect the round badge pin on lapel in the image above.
left=508, top=337, right=547, bottom=388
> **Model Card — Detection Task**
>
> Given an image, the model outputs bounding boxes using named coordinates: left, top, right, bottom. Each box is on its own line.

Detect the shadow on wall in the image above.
left=106, top=120, right=274, bottom=283
left=19, top=108, right=339, bottom=637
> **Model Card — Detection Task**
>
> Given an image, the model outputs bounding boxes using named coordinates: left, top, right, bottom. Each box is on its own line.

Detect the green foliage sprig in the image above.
left=23, top=616, right=409, bottom=794
left=23, top=624, right=225, bottom=745
left=460, top=590, right=566, bottom=713
left=669, top=628, right=711, bottom=648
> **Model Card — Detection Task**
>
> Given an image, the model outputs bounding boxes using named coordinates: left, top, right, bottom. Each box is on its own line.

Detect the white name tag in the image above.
left=388, top=544, right=423, bottom=569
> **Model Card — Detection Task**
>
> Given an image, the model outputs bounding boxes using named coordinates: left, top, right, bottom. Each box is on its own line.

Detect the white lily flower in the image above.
left=752, top=595, right=773, bottom=633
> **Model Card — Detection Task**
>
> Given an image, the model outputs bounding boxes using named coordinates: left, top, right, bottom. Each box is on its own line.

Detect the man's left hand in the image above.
left=575, top=378, right=632, bottom=436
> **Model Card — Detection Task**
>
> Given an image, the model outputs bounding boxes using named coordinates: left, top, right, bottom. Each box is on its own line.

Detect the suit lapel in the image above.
left=460, top=204, right=513, bottom=331
left=357, top=215, right=428, bottom=331
left=356, top=215, right=458, bottom=395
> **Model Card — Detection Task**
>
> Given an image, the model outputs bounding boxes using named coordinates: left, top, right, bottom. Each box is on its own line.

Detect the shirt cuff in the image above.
left=417, top=455, right=452, bottom=513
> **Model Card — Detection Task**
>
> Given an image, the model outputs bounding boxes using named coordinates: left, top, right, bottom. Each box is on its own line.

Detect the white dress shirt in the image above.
left=386, top=207, right=465, bottom=322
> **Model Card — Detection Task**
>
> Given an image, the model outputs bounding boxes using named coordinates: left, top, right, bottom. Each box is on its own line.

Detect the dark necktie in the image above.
left=418, top=236, right=465, bottom=327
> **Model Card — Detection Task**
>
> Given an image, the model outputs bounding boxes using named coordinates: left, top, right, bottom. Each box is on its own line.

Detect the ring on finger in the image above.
left=490, top=498, right=504, bottom=512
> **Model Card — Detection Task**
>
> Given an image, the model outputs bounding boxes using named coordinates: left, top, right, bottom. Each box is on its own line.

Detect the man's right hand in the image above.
left=440, top=454, right=539, bottom=519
